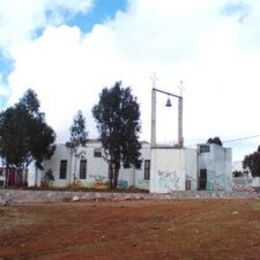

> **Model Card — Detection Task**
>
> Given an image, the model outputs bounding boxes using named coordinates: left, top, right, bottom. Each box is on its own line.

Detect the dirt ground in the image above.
left=0, top=199, right=259, bottom=259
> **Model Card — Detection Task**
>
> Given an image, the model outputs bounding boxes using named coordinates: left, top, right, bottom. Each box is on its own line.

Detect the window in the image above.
left=94, top=148, right=102, bottom=157
left=144, top=160, right=150, bottom=180
left=79, top=159, right=87, bottom=179
left=200, top=145, right=210, bottom=153
left=59, top=160, right=67, bottom=179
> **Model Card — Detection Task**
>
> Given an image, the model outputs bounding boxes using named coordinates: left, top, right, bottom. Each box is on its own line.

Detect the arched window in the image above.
left=79, top=159, right=87, bottom=179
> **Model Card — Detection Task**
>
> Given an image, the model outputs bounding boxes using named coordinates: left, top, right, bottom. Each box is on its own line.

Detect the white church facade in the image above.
left=29, top=140, right=151, bottom=190
left=28, top=140, right=232, bottom=192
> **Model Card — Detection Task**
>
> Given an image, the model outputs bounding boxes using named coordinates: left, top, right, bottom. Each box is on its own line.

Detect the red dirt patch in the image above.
left=0, top=199, right=260, bottom=259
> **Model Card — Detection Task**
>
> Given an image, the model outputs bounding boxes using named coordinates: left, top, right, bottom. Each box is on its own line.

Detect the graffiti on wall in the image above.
left=118, top=180, right=128, bottom=188
left=85, top=176, right=130, bottom=189
left=157, top=170, right=181, bottom=191
left=185, top=175, right=196, bottom=190
left=137, top=179, right=149, bottom=187
left=86, top=175, right=108, bottom=189
left=206, top=171, right=232, bottom=191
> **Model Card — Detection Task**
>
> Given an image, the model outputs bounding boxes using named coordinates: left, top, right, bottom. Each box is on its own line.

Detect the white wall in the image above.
left=73, top=143, right=109, bottom=188
left=252, top=177, right=260, bottom=187
left=42, top=142, right=151, bottom=190
left=185, top=148, right=198, bottom=190
left=134, top=143, right=151, bottom=190
left=27, top=162, right=42, bottom=187
left=39, top=142, right=232, bottom=192
left=224, top=148, right=233, bottom=191
left=198, top=144, right=232, bottom=191
left=43, top=144, right=72, bottom=187
left=150, top=148, right=186, bottom=193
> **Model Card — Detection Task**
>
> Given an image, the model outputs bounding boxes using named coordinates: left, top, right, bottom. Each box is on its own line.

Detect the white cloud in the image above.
left=2, top=0, right=260, bottom=160
left=0, top=0, right=94, bottom=55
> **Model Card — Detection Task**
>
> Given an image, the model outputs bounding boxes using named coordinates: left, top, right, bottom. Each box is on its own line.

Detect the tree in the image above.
left=66, top=110, right=88, bottom=186
left=92, top=81, right=141, bottom=189
left=232, top=170, right=243, bottom=177
left=243, top=149, right=260, bottom=177
left=0, top=89, right=56, bottom=177
left=207, top=136, right=223, bottom=146
left=67, top=110, right=88, bottom=149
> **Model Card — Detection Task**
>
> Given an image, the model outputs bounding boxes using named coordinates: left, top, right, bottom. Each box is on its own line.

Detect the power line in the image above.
left=223, top=135, right=260, bottom=143
left=186, top=134, right=260, bottom=147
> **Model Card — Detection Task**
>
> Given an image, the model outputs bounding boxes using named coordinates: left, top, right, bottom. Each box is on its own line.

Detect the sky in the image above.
left=1, top=0, right=260, bottom=161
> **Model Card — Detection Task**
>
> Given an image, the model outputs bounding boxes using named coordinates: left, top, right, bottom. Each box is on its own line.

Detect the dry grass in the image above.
left=0, top=199, right=259, bottom=259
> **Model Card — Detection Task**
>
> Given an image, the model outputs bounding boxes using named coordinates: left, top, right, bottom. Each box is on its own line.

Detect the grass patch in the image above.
left=0, top=206, right=41, bottom=232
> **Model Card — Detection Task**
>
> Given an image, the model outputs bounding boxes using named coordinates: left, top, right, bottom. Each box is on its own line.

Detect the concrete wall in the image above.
left=198, top=144, right=232, bottom=191
left=28, top=162, right=42, bottom=187
left=150, top=148, right=198, bottom=193
left=41, top=142, right=151, bottom=190
left=134, top=143, right=151, bottom=190
left=72, top=143, right=109, bottom=189
left=31, top=142, right=232, bottom=193
left=234, top=177, right=260, bottom=188
left=150, top=148, right=186, bottom=193
left=252, top=177, right=260, bottom=187
left=44, top=144, right=72, bottom=188
left=1, top=189, right=259, bottom=206
left=185, top=148, right=198, bottom=190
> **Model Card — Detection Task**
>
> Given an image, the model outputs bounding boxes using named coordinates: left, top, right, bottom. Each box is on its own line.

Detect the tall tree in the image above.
left=66, top=110, right=88, bottom=185
left=92, top=81, right=141, bottom=189
left=68, top=110, right=88, bottom=149
left=243, top=146, right=260, bottom=177
left=0, top=89, right=56, bottom=175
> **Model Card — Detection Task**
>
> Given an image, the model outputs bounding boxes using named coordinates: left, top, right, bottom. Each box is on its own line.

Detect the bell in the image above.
left=165, top=97, right=172, bottom=107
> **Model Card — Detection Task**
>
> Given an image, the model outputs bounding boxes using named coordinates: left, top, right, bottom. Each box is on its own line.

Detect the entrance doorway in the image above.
left=199, top=169, right=207, bottom=190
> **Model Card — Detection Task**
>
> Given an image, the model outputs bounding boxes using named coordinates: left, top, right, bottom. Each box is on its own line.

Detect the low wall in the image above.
left=0, top=189, right=259, bottom=205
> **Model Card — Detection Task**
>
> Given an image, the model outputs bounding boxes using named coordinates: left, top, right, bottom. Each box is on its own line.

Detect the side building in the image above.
left=36, top=140, right=151, bottom=190
left=197, top=143, right=232, bottom=191
left=150, top=143, right=232, bottom=193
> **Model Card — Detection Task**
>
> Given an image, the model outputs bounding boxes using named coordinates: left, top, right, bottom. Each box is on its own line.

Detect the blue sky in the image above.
left=1, top=0, right=260, bottom=161
left=221, top=1, right=251, bottom=22
left=68, top=0, right=128, bottom=33
left=0, top=0, right=128, bottom=108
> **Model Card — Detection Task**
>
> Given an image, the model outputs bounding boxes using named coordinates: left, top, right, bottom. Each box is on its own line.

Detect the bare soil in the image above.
left=0, top=199, right=260, bottom=259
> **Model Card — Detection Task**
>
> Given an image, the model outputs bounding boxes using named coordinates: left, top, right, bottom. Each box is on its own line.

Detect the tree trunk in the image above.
left=35, top=167, right=38, bottom=187
left=5, top=163, right=9, bottom=188
left=109, top=160, right=120, bottom=190
left=113, top=168, right=119, bottom=189
left=109, top=163, right=113, bottom=190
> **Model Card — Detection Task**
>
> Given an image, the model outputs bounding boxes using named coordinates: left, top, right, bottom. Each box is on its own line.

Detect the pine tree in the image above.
left=68, top=110, right=88, bottom=149
left=92, top=81, right=141, bottom=189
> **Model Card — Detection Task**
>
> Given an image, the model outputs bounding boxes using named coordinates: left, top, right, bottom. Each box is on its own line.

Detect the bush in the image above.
left=233, top=171, right=243, bottom=177
left=42, top=169, right=54, bottom=187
